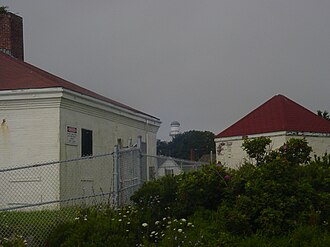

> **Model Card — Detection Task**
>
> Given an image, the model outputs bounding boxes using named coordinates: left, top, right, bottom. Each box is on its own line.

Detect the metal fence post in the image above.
left=113, top=145, right=120, bottom=207
left=137, top=136, right=142, bottom=186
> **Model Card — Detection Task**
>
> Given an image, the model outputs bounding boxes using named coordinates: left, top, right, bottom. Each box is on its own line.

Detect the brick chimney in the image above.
left=0, top=12, right=24, bottom=60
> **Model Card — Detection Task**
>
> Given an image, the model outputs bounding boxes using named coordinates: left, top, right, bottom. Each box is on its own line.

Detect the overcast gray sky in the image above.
left=3, top=0, right=330, bottom=140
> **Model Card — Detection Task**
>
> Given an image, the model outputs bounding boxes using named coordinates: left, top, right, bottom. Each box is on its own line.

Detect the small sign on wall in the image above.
left=66, top=126, right=78, bottom=145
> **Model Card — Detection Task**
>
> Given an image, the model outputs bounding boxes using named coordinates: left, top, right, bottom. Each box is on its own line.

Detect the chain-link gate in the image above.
left=113, top=136, right=146, bottom=207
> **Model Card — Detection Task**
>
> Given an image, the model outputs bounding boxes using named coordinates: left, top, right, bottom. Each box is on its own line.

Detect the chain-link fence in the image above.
left=0, top=154, right=115, bottom=212
left=0, top=153, right=116, bottom=246
left=0, top=142, right=145, bottom=246
left=0, top=140, right=207, bottom=246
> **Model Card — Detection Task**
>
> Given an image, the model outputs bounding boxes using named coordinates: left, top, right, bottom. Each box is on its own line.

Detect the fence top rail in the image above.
left=0, top=152, right=114, bottom=173
left=118, top=147, right=140, bottom=154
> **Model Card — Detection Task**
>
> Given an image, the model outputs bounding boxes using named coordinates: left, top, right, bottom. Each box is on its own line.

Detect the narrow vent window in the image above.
left=81, top=129, right=93, bottom=156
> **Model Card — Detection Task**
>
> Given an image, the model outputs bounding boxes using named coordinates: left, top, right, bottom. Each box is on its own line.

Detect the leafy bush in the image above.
left=0, top=235, right=27, bottom=247
left=288, top=225, right=330, bottom=247
left=242, top=136, right=272, bottom=165
left=131, top=175, right=179, bottom=222
left=223, top=159, right=321, bottom=235
left=276, top=138, right=312, bottom=165
left=175, top=164, right=230, bottom=217
left=132, top=164, right=232, bottom=220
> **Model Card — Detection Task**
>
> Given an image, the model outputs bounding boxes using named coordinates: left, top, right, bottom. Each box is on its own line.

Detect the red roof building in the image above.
left=217, top=94, right=330, bottom=138
left=215, top=95, right=330, bottom=168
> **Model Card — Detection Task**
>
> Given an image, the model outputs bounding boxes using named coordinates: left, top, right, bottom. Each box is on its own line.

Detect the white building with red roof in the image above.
left=0, top=12, right=161, bottom=207
left=215, top=94, right=330, bottom=168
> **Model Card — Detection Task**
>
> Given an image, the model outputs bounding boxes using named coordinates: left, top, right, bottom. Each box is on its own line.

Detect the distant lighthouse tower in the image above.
left=169, top=121, right=180, bottom=140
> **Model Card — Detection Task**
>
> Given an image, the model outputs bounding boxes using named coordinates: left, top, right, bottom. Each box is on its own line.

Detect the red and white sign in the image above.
left=66, top=126, right=78, bottom=145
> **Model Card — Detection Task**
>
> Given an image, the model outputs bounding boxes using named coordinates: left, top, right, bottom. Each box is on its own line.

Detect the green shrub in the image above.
left=169, top=208, right=241, bottom=247
left=266, top=138, right=313, bottom=166
left=175, top=164, right=230, bottom=217
left=131, top=174, right=179, bottom=223
left=289, top=225, right=330, bottom=247
left=0, top=235, right=27, bottom=247
left=252, top=160, right=315, bottom=230
left=132, top=164, right=232, bottom=220
left=218, top=158, right=328, bottom=235
left=278, top=138, right=312, bottom=165
left=217, top=203, right=253, bottom=235
left=242, top=136, right=272, bottom=165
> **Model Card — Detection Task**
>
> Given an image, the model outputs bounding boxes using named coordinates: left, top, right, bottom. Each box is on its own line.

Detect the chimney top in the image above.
left=0, top=10, right=24, bottom=60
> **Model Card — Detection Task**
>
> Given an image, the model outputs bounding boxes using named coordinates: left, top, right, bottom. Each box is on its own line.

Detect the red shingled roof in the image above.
left=0, top=52, right=159, bottom=120
left=216, top=94, right=330, bottom=138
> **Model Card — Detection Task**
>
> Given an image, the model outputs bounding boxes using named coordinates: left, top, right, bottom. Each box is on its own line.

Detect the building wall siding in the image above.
left=0, top=98, right=61, bottom=207
left=58, top=94, right=159, bottom=201
left=215, top=132, right=330, bottom=169
left=0, top=100, right=60, bottom=166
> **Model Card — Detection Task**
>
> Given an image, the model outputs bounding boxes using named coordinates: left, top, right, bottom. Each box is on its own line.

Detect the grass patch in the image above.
left=0, top=207, right=80, bottom=246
